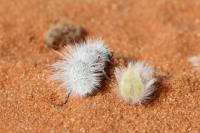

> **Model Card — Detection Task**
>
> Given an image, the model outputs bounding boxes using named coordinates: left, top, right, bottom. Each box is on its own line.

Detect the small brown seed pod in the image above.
left=44, top=19, right=87, bottom=49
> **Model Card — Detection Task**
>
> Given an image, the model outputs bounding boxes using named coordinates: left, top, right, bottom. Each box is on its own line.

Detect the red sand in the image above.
left=0, top=0, right=200, bottom=132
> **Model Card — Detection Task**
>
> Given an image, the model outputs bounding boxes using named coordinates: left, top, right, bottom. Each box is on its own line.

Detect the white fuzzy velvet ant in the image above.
left=114, top=61, right=157, bottom=104
left=51, top=38, right=111, bottom=96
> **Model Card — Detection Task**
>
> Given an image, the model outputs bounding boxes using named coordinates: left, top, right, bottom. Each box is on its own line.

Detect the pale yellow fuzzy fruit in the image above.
left=119, top=67, right=143, bottom=103
left=115, top=62, right=156, bottom=105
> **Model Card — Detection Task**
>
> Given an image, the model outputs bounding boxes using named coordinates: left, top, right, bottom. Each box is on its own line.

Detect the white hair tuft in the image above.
left=188, top=56, right=200, bottom=67
left=51, top=38, right=111, bottom=96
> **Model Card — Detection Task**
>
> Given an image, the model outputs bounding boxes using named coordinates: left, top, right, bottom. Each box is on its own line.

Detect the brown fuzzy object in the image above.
left=44, top=20, right=87, bottom=49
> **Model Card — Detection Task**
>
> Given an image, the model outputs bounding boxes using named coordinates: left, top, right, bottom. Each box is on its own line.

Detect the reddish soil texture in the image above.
left=0, top=0, right=200, bottom=132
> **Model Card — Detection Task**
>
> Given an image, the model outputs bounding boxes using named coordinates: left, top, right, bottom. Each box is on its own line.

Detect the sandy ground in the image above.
left=0, top=0, right=200, bottom=132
